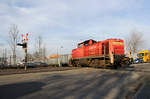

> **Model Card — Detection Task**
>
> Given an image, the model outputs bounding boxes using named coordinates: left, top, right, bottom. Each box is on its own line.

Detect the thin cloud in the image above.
left=0, top=0, right=149, bottom=54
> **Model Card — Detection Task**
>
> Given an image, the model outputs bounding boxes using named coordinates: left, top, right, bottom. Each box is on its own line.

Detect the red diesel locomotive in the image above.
left=70, top=39, right=130, bottom=68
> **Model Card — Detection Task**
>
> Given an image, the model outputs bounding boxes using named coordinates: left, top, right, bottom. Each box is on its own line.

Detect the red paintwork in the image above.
left=72, top=39, right=124, bottom=59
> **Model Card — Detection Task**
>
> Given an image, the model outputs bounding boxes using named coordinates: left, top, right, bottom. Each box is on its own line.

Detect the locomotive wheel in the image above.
left=77, top=62, right=81, bottom=67
left=71, top=60, right=77, bottom=67
left=103, top=65, right=107, bottom=69
left=73, top=60, right=81, bottom=67
left=87, top=59, right=92, bottom=66
left=74, top=62, right=78, bottom=67
left=114, top=65, right=118, bottom=69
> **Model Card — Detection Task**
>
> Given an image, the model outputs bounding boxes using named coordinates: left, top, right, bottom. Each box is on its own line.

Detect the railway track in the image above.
left=0, top=66, right=81, bottom=76
left=1, top=63, right=149, bottom=76
left=0, top=65, right=134, bottom=76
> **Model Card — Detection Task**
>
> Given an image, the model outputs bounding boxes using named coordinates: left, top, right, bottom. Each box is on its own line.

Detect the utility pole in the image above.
left=57, top=48, right=58, bottom=66
left=10, top=55, right=11, bottom=66
left=4, top=48, right=7, bottom=65
left=57, top=46, right=63, bottom=67
left=59, top=46, right=63, bottom=67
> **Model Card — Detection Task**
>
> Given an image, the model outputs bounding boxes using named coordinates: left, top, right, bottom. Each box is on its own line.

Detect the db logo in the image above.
left=89, top=46, right=96, bottom=50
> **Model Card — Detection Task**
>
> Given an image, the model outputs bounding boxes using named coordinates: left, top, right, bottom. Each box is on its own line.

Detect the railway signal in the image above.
left=17, top=33, right=29, bottom=70
left=17, top=43, right=27, bottom=48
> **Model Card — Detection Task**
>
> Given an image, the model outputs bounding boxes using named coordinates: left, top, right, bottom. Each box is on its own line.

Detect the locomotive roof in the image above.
left=78, top=38, right=123, bottom=45
left=106, top=38, right=123, bottom=41
left=78, top=39, right=97, bottom=44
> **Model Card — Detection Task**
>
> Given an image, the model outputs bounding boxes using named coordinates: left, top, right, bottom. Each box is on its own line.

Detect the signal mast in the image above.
left=17, top=33, right=29, bottom=70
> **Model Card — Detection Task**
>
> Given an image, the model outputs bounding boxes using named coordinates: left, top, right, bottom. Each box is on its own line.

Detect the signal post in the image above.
left=17, top=33, right=29, bottom=70
left=24, top=43, right=28, bottom=70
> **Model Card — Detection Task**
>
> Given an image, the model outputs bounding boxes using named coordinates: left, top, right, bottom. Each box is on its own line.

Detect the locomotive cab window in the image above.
left=78, top=43, right=83, bottom=48
left=84, top=41, right=89, bottom=46
left=145, top=53, right=148, bottom=56
left=84, top=39, right=97, bottom=46
left=137, top=53, right=144, bottom=57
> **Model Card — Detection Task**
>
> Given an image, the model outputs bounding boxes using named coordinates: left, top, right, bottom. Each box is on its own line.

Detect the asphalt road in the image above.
left=0, top=64, right=149, bottom=99
left=121, top=63, right=150, bottom=75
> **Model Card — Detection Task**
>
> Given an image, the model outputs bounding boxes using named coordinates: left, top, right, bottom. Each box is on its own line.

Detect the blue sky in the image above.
left=0, top=0, right=150, bottom=56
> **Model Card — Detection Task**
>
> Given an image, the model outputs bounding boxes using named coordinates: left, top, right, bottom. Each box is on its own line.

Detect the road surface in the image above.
left=0, top=63, right=149, bottom=99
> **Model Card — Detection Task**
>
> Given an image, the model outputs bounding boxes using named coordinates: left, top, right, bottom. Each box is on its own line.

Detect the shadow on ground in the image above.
left=40, top=70, right=143, bottom=99
left=0, top=81, right=45, bottom=99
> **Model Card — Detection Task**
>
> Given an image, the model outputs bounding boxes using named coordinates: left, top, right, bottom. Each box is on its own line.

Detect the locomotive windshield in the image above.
left=137, top=53, right=144, bottom=57
left=78, top=39, right=97, bottom=48
left=78, top=43, right=83, bottom=48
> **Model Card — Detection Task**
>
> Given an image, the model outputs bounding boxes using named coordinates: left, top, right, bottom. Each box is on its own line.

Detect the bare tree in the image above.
left=33, top=36, right=44, bottom=62
left=38, top=36, right=43, bottom=59
left=7, top=24, right=19, bottom=65
left=125, top=30, right=144, bottom=58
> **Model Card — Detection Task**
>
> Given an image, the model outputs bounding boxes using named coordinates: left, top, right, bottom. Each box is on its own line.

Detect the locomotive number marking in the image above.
left=89, top=46, right=97, bottom=50
left=112, top=42, right=123, bottom=45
